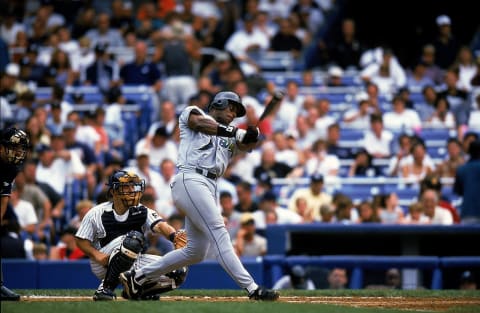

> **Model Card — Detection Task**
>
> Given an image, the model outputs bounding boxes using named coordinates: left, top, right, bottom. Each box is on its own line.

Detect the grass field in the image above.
left=2, top=289, right=480, bottom=313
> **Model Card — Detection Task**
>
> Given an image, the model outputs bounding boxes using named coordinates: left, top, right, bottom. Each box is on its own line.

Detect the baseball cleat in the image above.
left=93, top=287, right=116, bottom=301
left=120, top=270, right=142, bottom=300
left=248, top=286, right=279, bottom=301
left=1, top=286, right=20, bottom=301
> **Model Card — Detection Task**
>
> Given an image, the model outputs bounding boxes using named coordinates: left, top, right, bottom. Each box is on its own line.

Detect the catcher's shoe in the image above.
left=248, top=286, right=279, bottom=301
left=120, top=270, right=142, bottom=300
left=93, top=287, right=117, bottom=301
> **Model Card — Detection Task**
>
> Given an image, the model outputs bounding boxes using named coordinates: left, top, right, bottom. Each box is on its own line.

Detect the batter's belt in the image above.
left=195, top=168, right=217, bottom=180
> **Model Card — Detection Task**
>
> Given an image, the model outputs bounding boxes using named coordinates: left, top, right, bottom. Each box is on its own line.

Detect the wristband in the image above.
left=217, top=124, right=237, bottom=137
left=169, top=232, right=176, bottom=242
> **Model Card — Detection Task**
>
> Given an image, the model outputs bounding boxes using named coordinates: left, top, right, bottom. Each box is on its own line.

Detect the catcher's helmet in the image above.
left=106, top=170, right=145, bottom=207
left=208, top=91, right=246, bottom=117
left=0, top=127, right=29, bottom=165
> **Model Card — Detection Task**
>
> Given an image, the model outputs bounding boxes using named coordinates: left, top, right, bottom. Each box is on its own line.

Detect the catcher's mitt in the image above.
left=172, top=229, right=187, bottom=249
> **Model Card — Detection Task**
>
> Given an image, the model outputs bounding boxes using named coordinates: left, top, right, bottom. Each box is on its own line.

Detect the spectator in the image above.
left=452, top=45, right=477, bottom=91
left=387, top=133, right=413, bottom=177
left=68, top=199, right=93, bottom=231
left=326, top=123, right=352, bottom=159
left=85, top=12, right=124, bottom=48
left=467, top=93, right=480, bottom=130
left=224, top=13, right=269, bottom=77
left=84, top=43, right=119, bottom=94
left=362, top=114, right=394, bottom=159
left=123, top=149, right=163, bottom=201
left=459, top=271, right=477, bottom=290
left=383, top=95, right=422, bottom=132
left=220, top=191, right=242, bottom=240
left=319, top=203, right=335, bottom=223
left=134, top=126, right=178, bottom=168
left=288, top=174, right=332, bottom=221
left=327, top=268, right=348, bottom=289
left=424, top=96, right=456, bottom=129
left=360, top=47, right=407, bottom=95
left=437, top=68, right=469, bottom=128
left=35, top=139, right=86, bottom=197
left=273, top=265, right=316, bottom=290
left=157, top=19, right=200, bottom=110
left=292, top=196, right=314, bottom=223
left=378, top=193, right=404, bottom=224
left=49, top=226, right=86, bottom=260
left=401, top=141, right=435, bottom=184
left=420, top=173, right=460, bottom=223
left=432, top=15, right=460, bottom=70
left=272, top=80, right=303, bottom=132
left=47, top=49, right=76, bottom=87
left=356, top=200, right=381, bottom=223
left=461, top=132, right=479, bottom=160
left=234, top=181, right=259, bottom=213
left=332, top=194, right=354, bottom=224
left=146, top=100, right=178, bottom=139
left=327, top=18, right=367, bottom=70
left=9, top=185, right=38, bottom=240
left=314, top=98, right=336, bottom=139
left=154, top=159, right=177, bottom=219
left=252, top=190, right=302, bottom=233
left=403, top=202, right=429, bottom=225
left=366, top=268, right=402, bottom=290
left=253, top=144, right=293, bottom=181
left=233, top=213, right=267, bottom=257
left=304, top=139, right=340, bottom=178
left=342, top=98, right=372, bottom=129
left=406, top=61, right=435, bottom=91
left=32, top=242, right=49, bottom=260
left=436, top=138, right=465, bottom=180
left=325, top=66, right=346, bottom=87
left=119, top=41, right=162, bottom=93
left=420, top=189, right=454, bottom=225
left=348, top=148, right=381, bottom=177
left=269, top=17, right=303, bottom=56
left=454, top=140, right=480, bottom=223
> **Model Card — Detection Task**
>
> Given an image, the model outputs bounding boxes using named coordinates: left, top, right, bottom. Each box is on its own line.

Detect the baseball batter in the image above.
left=121, top=91, right=279, bottom=301
left=75, top=170, right=187, bottom=301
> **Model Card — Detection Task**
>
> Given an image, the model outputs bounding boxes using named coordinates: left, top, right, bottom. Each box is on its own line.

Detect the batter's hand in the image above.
left=242, top=127, right=260, bottom=144
left=172, top=229, right=188, bottom=249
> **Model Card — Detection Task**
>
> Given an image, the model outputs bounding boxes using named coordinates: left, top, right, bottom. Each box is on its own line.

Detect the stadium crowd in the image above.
left=1, top=0, right=480, bottom=263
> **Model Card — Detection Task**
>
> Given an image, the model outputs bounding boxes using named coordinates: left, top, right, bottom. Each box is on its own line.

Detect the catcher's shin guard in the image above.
left=103, top=231, right=145, bottom=290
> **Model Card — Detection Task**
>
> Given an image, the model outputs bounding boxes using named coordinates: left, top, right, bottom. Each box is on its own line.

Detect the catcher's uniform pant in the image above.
left=91, top=235, right=176, bottom=289
left=139, top=172, right=257, bottom=291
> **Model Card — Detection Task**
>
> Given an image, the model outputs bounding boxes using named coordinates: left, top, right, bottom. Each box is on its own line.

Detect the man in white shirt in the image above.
left=134, top=126, right=178, bottom=168
left=225, top=13, right=270, bottom=76
left=383, top=96, right=422, bottom=131
left=362, top=114, right=394, bottom=158
left=421, top=189, right=453, bottom=225
left=252, top=191, right=302, bottom=231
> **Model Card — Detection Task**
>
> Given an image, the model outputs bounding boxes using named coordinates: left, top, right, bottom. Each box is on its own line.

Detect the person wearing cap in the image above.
left=288, top=173, right=332, bottom=221
left=273, top=265, right=316, bottom=290
left=252, top=190, right=302, bottom=233
left=459, top=270, right=477, bottom=290
left=233, top=213, right=267, bottom=257
left=0, top=63, right=23, bottom=104
left=433, top=15, right=460, bottom=69
left=326, top=66, right=345, bottom=87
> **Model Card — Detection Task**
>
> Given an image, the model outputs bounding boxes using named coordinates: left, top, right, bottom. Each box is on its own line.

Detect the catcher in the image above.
left=75, top=170, right=188, bottom=301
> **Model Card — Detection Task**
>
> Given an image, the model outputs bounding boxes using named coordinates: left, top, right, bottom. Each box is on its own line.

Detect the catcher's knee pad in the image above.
left=103, top=231, right=145, bottom=290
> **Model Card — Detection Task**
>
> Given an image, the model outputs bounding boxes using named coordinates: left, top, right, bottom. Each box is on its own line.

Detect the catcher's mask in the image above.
left=107, top=170, right=145, bottom=207
left=0, top=127, right=29, bottom=165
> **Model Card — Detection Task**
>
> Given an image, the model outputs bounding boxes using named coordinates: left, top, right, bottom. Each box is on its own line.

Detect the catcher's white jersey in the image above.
left=75, top=202, right=160, bottom=250
left=177, top=106, right=238, bottom=177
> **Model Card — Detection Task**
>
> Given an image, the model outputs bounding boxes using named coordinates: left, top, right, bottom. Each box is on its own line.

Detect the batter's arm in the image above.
left=187, top=111, right=221, bottom=135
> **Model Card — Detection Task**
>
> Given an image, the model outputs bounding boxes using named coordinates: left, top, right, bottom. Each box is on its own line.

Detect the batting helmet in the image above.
left=0, top=127, right=30, bottom=165
left=208, top=91, right=246, bottom=117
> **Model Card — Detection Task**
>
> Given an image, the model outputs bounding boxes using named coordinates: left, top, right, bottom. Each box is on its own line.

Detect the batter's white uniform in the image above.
left=75, top=202, right=177, bottom=289
left=137, top=106, right=259, bottom=292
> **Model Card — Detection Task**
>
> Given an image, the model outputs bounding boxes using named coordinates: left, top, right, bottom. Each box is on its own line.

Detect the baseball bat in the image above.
left=255, top=90, right=285, bottom=127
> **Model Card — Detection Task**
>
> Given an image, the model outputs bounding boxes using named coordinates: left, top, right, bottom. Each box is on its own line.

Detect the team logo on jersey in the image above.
left=218, top=138, right=235, bottom=154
